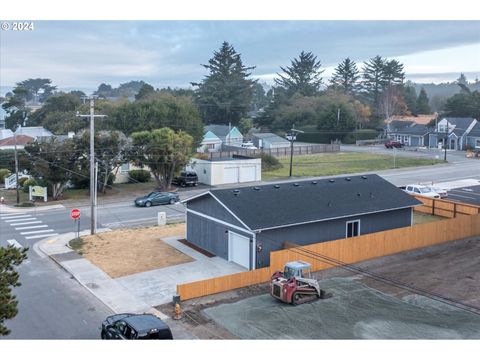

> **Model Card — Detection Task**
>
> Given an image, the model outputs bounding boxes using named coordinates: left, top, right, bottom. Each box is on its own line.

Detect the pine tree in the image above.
left=416, top=88, right=431, bottom=114
left=275, top=51, right=324, bottom=97
left=1, top=246, right=28, bottom=336
left=191, top=41, right=256, bottom=125
left=403, top=83, right=418, bottom=115
left=330, top=58, right=360, bottom=95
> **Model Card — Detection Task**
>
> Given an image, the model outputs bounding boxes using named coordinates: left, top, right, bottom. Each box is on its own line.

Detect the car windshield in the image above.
left=147, top=192, right=157, bottom=197
left=419, top=188, right=431, bottom=194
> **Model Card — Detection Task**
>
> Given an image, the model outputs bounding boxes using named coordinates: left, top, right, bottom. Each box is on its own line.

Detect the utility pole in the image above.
left=286, top=124, right=304, bottom=177
left=13, top=131, right=19, bottom=204
left=77, top=97, right=106, bottom=235
left=444, top=120, right=449, bottom=162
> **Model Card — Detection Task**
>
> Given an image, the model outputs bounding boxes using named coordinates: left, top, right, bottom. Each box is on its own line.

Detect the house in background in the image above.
left=196, top=130, right=222, bottom=153
left=0, top=128, right=14, bottom=140
left=201, top=124, right=244, bottom=149
left=14, top=126, right=54, bottom=138
left=251, top=133, right=290, bottom=149
left=388, top=124, right=431, bottom=147
left=428, top=117, right=478, bottom=150
left=0, top=135, right=35, bottom=150
left=183, top=175, right=421, bottom=270
left=465, top=122, right=480, bottom=150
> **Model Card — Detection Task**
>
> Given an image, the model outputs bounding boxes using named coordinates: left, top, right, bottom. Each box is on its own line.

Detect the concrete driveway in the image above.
left=116, top=236, right=246, bottom=306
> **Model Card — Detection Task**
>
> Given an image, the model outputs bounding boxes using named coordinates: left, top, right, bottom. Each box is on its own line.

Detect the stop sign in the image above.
left=70, top=208, right=81, bottom=219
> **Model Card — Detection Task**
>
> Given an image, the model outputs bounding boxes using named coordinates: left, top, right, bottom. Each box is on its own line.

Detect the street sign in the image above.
left=70, top=208, right=81, bottom=219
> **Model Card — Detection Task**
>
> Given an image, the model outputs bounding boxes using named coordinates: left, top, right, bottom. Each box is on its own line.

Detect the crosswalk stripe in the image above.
left=20, top=229, right=55, bottom=235
left=0, top=214, right=32, bottom=220
left=9, top=221, right=42, bottom=226
left=5, top=217, right=36, bottom=223
left=15, top=225, right=48, bottom=230
left=6, top=239, right=23, bottom=248
left=25, top=233, right=58, bottom=239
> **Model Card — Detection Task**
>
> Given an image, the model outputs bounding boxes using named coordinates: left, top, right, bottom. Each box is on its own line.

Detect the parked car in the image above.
left=429, top=186, right=448, bottom=198
left=402, top=184, right=441, bottom=199
left=240, top=141, right=257, bottom=150
left=171, top=171, right=198, bottom=187
left=385, top=140, right=405, bottom=149
left=134, top=191, right=179, bottom=207
left=101, top=313, right=173, bottom=340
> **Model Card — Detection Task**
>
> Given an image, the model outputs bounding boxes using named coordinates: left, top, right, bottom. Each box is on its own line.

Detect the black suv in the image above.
left=101, top=313, right=173, bottom=340
left=172, top=171, right=198, bottom=187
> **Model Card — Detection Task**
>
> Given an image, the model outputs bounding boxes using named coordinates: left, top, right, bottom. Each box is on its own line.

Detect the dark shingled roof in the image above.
left=468, top=123, right=480, bottom=137
left=443, top=117, right=475, bottom=131
left=391, top=124, right=431, bottom=136
left=201, top=174, right=421, bottom=231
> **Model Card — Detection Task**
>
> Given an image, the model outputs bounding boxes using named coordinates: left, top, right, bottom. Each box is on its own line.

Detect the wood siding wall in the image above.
left=177, top=212, right=480, bottom=301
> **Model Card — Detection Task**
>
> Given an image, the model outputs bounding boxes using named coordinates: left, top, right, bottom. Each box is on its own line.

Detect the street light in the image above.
left=285, top=124, right=304, bottom=177
left=76, top=96, right=106, bottom=235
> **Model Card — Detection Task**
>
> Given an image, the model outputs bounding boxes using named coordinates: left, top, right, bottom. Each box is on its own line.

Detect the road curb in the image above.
left=37, top=231, right=170, bottom=321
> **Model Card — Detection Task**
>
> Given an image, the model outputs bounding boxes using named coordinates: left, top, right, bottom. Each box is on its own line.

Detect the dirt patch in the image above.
left=78, top=223, right=192, bottom=278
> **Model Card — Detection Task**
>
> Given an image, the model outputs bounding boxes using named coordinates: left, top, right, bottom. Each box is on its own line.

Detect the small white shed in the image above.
left=188, top=156, right=261, bottom=186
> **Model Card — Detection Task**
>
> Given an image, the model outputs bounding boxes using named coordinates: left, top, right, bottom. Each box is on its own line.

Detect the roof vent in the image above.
left=274, top=185, right=280, bottom=189
left=311, top=181, right=318, bottom=185
left=345, top=177, right=351, bottom=181
left=329, top=179, right=335, bottom=183
left=357, top=193, right=361, bottom=197
left=327, top=202, right=332, bottom=207
left=233, top=189, right=240, bottom=196
left=361, top=176, right=367, bottom=179
left=253, top=187, right=260, bottom=191
left=293, top=183, right=299, bottom=187
left=370, top=192, right=374, bottom=199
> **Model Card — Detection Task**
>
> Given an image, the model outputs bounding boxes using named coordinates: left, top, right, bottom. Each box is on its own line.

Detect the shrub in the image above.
left=22, top=178, right=38, bottom=193
left=128, top=169, right=151, bottom=183
left=255, top=153, right=283, bottom=171
left=0, top=168, right=11, bottom=183
left=107, top=173, right=116, bottom=186
left=17, top=177, right=30, bottom=187
left=193, top=152, right=209, bottom=160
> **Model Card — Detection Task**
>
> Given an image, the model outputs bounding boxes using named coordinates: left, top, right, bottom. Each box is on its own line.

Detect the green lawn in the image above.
left=262, top=152, right=444, bottom=180
left=413, top=212, right=445, bottom=224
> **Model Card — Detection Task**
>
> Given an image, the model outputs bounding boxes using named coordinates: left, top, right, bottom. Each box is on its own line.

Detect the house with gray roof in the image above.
left=251, top=132, right=290, bottom=149
left=388, top=123, right=431, bottom=147
left=428, top=117, right=478, bottom=150
left=466, top=122, right=480, bottom=150
left=14, top=126, right=54, bottom=139
left=203, top=124, right=243, bottom=148
left=183, top=174, right=421, bottom=269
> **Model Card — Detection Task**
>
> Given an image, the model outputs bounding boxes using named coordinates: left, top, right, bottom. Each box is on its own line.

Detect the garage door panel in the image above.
left=228, top=231, right=250, bottom=269
left=240, top=166, right=256, bottom=182
left=223, top=167, right=239, bottom=184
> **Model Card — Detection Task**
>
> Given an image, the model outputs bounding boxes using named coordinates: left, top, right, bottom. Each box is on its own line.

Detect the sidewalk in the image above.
left=37, top=230, right=197, bottom=339
left=0, top=203, right=65, bottom=213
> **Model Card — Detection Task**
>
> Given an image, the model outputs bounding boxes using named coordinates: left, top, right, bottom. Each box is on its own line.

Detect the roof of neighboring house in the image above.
left=0, top=135, right=35, bottom=147
left=252, top=133, right=290, bottom=143
left=202, top=130, right=222, bottom=142
left=205, top=124, right=242, bottom=137
left=14, top=126, right=54, bottom=138
left=386, top=114, right=437, bottom=125
left=467, top=123, right=480, bottom=137
left=186, top=174, right=421, bottom=231
left=387, top=120, right=415, bottom=131
left=391, top=124, right=431, bottom=136
left=440, top=117, right=476, bottom=130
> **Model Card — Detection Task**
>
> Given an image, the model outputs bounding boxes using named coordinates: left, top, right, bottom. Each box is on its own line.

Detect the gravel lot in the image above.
left=161, top=236, right=480, bottom=339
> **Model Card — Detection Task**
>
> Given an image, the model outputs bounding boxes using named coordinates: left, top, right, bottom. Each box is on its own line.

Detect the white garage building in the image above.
left=188, top=156, right=261, bottom=186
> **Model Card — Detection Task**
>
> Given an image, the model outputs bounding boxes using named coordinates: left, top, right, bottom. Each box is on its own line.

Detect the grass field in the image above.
left=262, top=152, right=443, bottom=180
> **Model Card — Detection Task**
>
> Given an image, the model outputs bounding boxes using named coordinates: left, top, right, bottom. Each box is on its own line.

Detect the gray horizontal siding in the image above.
left=255, top=208, right=412, bottom=268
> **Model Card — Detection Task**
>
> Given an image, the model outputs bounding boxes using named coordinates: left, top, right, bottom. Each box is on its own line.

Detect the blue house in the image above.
left=197, top=130, right=222, bottom=153
left=199, top=125, right=244, bottom=152
left=428, top=117, right=478, bottom=150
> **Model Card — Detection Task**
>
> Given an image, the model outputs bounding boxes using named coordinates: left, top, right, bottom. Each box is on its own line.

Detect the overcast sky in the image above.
left=1, top=20, right=479, bottom=93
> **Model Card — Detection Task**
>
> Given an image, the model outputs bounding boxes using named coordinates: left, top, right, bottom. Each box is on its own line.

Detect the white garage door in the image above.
left=228, top=231, right=250, bottom=269
left=223, top=167, right=239, bottom=184
left=240, top=166, right=256, bottom=182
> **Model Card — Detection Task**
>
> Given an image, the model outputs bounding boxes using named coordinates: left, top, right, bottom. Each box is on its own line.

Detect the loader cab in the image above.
left=283, top=261, right=312, bottom=279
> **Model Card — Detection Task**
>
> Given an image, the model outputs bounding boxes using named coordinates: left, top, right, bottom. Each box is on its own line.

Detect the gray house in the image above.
left=428, top=117, right=478, bottom=150
left=251, top=133, right=290, bottom=149
left=466, top=123, right=480, bottom=150
left=388, top=124, right=431, bottom=147
left=183, top=175, right=421, bottom=270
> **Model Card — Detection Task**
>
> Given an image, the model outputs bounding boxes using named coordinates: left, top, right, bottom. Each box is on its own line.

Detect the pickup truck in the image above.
left=400, top=184, right=444, bottom=199
left=385, top=140, right=405, bottom=149
left=171, top=171, right=198, bottom=187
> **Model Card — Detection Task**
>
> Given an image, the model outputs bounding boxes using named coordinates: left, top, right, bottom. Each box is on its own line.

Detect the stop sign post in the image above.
left=71, top=209, right=81, bottom=239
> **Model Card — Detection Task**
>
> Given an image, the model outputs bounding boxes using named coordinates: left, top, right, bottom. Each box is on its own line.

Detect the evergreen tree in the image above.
left=192, top=41, right=256, bottom=125
left=403, top=83, right=418, bottom=115
left=0, top=246, right=28, bottom=336
left=330, top=57, right=360, bottom=95
left=416, top=88, right=431, bottom=114
left=135, top=83, right=156, bottom=101
left=361, top=55, right=388, bottom=112
left=384, top=59, right=405, bottom=86
left=275, top=51, right=324, bottom=97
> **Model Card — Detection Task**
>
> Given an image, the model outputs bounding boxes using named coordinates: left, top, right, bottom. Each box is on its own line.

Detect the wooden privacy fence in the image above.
left=177, top=212, right=480, bottom=301
left=413, top=195, right=480, bottom=218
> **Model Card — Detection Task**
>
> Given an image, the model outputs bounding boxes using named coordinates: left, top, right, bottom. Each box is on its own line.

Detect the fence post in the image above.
left=432, top=199, right=435, bottom=216
left=453, top=203, right=457, bottom=218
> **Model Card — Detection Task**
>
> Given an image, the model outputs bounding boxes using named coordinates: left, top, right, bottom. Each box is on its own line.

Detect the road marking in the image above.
left=9, top=221, right=42, bottom=226
left=6, top=239, right=23, bottom=248
left=14, top=225, right=48, bottom=230
left=460, top=188, right=474, bottom=192
left=5, top=217, right=36, bottom=222
left=25, top=233, right=59, bottom=240
left=20, top=229, right=55, bottom=235
left=0, top=214, right=32, bottom=220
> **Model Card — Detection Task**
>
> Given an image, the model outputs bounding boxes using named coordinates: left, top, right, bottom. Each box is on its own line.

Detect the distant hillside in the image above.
left=413, top=82, right=480, bottom=99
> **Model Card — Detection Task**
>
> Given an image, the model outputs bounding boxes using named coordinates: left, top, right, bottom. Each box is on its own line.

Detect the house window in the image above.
left=120, top=163, right=130, bottom=173
left=476, top=139, right=480, bottom=148
left=346, top=220, right=360, bottom=238
left=207, top=143, right=215, bottom=150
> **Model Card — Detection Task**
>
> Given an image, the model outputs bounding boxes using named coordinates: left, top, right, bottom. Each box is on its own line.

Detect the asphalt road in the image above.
left=447, top=185, right=480, bottom=206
